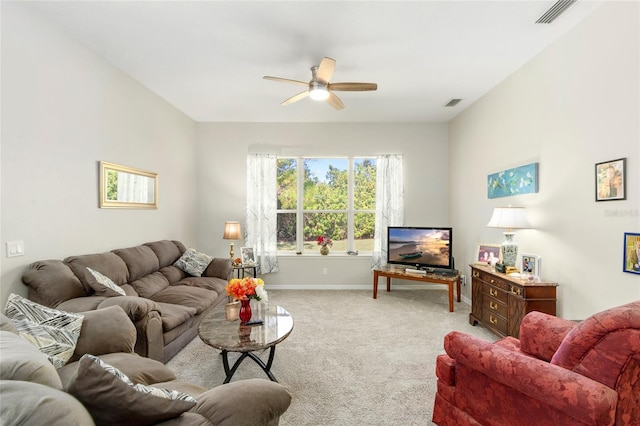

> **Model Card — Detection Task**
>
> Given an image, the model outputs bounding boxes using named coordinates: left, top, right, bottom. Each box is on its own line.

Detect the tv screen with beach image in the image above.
left=388, top=227, right=451, bottom=268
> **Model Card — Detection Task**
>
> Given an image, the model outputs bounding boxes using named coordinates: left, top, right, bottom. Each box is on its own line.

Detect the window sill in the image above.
left=277, top=252, right=372, bottom=258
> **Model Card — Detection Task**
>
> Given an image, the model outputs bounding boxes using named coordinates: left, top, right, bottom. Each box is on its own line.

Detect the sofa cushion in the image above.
left=72, top=305, right=136, bottom=361
left=173, top=248, right=213, bottom=277
left=151, top=286, right=218, bottom=315
left=22, top=260, right=87, bottom=308
left=57, top=296, right=107, bottom=313
left=60, top=352, right=176, bottom=390
left=0, top=380, right=94, bottom=426
left=156, top=302, right=198, bottom=331
left=175, top=276, right=228, bottom=295
left=113, top=245, right=160, bottom=282
left=145, top=240, right=184, bottom=268
left=4, top=294, right=83, bottom=369
left=160, top=265, right=189, bottom=285
left=65, top=252, right=130, bottom=289
left=67, top=355, right=195, bottom=426
left=0, top=330, right=64, bottom=390
left=86, top=267, right=126, bottom=297
left=130, top=272, right=171, bottom=299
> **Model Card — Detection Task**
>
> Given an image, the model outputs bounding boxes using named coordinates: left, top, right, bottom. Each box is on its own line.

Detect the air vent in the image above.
left=536, top=0, right=577, bottom=24
left=445, top=99, right=462, bottom=107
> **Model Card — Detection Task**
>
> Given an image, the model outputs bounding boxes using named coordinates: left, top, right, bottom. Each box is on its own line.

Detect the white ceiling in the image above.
left=13, top=1, right=605, bottom=123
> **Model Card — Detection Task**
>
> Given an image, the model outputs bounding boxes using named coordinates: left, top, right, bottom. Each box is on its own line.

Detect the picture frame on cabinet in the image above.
left=474, top=243, right=500, bottom=265
left=520, top=253, right=541, bottom=278
left=623, top=232, right=640, bottom=275
left=595, top=158, right=626, bottom=201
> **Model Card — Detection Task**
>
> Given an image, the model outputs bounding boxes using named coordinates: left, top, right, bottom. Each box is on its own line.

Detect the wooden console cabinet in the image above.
left=469, top=264, right=558, bottom=338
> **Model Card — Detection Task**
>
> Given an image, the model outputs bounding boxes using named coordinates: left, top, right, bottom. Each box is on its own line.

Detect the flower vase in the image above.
left=320, top=245, right=330, bottom=255
left=239, top=299, right=252, bottom=324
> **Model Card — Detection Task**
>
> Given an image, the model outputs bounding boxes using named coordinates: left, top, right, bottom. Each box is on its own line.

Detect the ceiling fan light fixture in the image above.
left=309, top=82, right=329, bottom=101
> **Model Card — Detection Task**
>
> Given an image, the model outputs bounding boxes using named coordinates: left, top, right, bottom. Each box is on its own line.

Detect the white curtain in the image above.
left=246, top=154, right=279, bottom=274
left=371, top=155, right=404, bottom=269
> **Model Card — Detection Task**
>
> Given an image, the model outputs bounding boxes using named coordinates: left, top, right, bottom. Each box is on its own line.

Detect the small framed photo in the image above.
left=474, top=243, right=500, bottom=265
left=520, top=253, right=541, bottom=278
left=240, top=247, right=255, bottom=265
left=595, top=158, right=626, bottom=201
left=623, top=233, right=640, bottom=275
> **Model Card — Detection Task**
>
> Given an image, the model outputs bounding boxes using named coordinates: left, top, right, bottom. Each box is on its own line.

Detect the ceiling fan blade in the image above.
left=263, top=76, right=309, bottom=87
left=281, top=90, right=310, bottom=106
left=316, top=57, right=336, bottom=84
left=328, top=82, right=378, bottom=91
left=326, top=92, right=345, bottom=110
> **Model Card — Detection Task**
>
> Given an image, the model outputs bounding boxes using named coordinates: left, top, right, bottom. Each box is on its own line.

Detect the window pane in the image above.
left=303, top=158, right=348, bottom=210
left=277, top=159, right=297, bottom=209
left=354, top=212, right=375, bottom=251
left=354, top=159, right=376, bottom=210
left=303, top=212, right=347, bottom=252
left=277, top=213, right=296, bottom=251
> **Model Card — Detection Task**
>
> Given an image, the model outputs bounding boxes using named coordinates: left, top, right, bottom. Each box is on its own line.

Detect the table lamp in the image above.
left=486, top=206, right=530, bottom=268
left=223, top=221, right=241, bottom=259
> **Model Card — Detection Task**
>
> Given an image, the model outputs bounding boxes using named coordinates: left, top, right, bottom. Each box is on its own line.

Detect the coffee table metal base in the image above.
left=221, top=346, right=278, bottom=383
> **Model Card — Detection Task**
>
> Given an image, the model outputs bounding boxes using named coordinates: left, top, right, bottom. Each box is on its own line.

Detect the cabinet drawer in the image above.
left=483, top=297, right=507, bottom=318
left=483, top=283, right=508, bottom=304
left=482, top=310, right=508, bottom=335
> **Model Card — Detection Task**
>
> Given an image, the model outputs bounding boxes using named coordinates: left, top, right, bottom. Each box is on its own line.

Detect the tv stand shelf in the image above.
left=372, top=266, right=461, bottom=312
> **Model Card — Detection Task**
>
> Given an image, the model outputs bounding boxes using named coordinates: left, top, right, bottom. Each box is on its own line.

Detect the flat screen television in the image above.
left=387, top=226, right=454, bottom=271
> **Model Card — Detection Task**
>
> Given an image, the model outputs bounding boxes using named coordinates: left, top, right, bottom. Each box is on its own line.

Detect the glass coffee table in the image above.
left=198, top=303, right=293, bottom=384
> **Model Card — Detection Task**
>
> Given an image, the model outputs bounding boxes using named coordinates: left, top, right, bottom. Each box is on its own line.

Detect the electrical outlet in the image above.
left=461, top=275, right=466, bottom=286
left=322, top=267, right=328, bottom=275
left=6, top=241, right=24, bottom=258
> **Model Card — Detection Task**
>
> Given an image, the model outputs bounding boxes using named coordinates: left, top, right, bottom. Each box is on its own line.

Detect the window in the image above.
left=277, top=157, right=376, bottom=253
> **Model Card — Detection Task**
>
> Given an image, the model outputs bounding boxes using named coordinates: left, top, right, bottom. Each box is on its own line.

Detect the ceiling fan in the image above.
left=263, top=57, right=377, bottom=110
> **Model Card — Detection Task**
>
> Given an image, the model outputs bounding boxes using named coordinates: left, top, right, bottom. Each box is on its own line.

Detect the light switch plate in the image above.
left=6, top=241, right=24, bottom=257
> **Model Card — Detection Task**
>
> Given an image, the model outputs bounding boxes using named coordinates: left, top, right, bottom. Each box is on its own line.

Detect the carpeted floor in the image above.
left=167, top=290, right=498, bottom=425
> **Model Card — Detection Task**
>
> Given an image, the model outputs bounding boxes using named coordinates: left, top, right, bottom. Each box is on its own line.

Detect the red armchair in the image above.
left=433, top=301, right=640, bottom=426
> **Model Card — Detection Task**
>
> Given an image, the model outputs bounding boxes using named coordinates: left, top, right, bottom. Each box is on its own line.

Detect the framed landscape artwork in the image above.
left=595, top=158, right=626, bottom=201
left=475, top=243, right=500, bottom=265
left=623, top=232, right=640, bottom=275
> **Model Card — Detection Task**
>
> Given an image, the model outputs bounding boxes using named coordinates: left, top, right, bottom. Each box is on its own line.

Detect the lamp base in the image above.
left=500, top=232, right=518, bottom=267
left=229, top=242, right=235, bottom=259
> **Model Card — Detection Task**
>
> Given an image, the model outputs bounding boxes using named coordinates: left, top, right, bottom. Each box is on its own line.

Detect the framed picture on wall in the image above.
left=595, top=158, right=626, bottom=201
left=623, top=232, right=640, bottom=275
left=520, top=253, right=541, bottom=278
left=474, top=243, right=500, bottom=265
left=240, top=247, right=256, bottom=265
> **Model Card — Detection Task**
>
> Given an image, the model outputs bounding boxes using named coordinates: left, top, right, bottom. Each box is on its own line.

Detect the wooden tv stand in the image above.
left=372, top=266, right=461, bottom=312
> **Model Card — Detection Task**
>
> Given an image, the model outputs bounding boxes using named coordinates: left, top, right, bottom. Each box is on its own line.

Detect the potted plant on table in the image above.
left=225, top=277, right=268, bottom=324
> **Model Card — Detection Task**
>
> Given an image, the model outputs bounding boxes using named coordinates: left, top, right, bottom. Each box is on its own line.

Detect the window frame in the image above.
left=277, top=156, right=376, bottom=254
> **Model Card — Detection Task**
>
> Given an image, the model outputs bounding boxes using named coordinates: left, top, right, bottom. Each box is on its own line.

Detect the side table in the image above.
left=233, top=264, right=257, bottom=279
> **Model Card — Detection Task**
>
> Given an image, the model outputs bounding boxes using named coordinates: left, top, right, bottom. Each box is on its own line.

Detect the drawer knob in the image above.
left=473, top=272, right=479, bottom=278
left=490, top=279, right=495, bottom=284
left=489, top=315, right=498, bottom=325
left=510, top=285, right=522, bottom=296
left=490, top=301, right=498, bottom=310
left=489, top=288, right=498, bottom=297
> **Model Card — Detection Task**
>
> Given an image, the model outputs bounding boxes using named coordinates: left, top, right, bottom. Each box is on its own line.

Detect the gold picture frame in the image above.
left=99, top=161, right=158, bottom=209
left=474, top=243, right=500, bottom=265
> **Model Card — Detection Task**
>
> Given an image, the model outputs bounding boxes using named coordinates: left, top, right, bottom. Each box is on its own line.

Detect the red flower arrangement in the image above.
left=225, top=277, right=267, bottom=302
left=317, top=236, right=333, bottom=247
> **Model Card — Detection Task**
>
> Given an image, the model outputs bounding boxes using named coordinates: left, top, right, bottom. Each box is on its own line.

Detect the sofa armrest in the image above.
left=97, top=296, right=160, bottom=322
left=518, top=311, right=577, bottom=361
left=444, top=331, right=617, bottom=426
left=203, top=257, right=233, bottom=281
left=191, top=379, right=291, bottom=426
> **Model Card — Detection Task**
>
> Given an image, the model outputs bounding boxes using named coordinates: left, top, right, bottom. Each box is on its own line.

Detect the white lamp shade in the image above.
left=223, top=221, right=241, bottom=240
left=486, top=207, right=530, bottom=230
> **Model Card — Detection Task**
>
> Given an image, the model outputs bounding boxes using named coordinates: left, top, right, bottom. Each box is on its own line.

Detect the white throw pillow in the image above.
left=173, top=248, right=213, bottom=277
left=86, top=267, right=126, bottom=297
left=3, top=294, right=83, bottom=369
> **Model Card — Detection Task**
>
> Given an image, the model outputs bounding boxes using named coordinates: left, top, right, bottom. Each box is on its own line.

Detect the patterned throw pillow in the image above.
left=173, top=248, right=213, bottom=277
left=85, top=267, right=126, bottom=297
left=3, top=294, right=83, bottom=369
left=68, top=354, right=196, bottom=426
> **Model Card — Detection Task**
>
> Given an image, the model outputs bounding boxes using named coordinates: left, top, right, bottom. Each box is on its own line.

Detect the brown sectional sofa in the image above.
left=22, top=240, right=232, bottom=363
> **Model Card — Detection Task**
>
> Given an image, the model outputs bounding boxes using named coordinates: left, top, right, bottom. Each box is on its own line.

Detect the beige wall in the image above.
left=195, top=122, right=449, bottom=287
left=0, top=3, right=198, bottom=305
left=449, top=1, right=640, bottom=319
